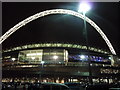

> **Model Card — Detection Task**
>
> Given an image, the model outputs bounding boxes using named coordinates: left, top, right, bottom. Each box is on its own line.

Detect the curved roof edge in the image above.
left=3, top=43, right=110, bottom=54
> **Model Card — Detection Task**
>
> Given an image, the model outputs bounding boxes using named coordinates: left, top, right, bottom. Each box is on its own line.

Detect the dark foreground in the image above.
left=2, top=82, right=120, bottom=90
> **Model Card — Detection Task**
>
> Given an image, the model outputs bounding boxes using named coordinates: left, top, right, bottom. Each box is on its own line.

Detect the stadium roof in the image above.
left=3, top=43, right=110, bottom=55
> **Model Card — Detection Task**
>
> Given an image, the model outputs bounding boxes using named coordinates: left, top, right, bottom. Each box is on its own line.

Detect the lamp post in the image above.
left=41, top=61, right=45, bottom=68
left=12, top=58, right=16, bottom=65
left=39, top=61, right=45, bottom=82
left=78, top=2, right=93, bottom=84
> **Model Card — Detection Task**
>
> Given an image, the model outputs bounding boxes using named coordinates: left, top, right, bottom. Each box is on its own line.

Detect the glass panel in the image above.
left=42, top=49, right=67, bottom=64
left=18, top=49, right=43, bottom=64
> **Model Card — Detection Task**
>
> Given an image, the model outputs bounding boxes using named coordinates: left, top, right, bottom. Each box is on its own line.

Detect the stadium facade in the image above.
left=2, top=43, right=120, bottom=84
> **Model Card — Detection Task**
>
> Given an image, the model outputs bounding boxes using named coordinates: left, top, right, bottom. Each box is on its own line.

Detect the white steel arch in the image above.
left=0, top=9, right=116, bottom=55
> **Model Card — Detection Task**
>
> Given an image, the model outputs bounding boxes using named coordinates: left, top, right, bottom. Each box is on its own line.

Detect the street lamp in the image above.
left=12, top=58, right=16, bottom=61
left=41, top=61, right=45, bottom=68
left=78, top=2, right=93, bottom=84
left=40, top=61, right=45, bottom=82
left=12, top=58, right=16, bottom=65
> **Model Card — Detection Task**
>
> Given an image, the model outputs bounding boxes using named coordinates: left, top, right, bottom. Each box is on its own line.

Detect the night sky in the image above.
left=2, top=2, right=120, bottom=56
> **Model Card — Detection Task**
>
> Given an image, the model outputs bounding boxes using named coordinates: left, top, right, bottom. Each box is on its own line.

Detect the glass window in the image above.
left=18, top=49, right=43, bottom=64
left=43, top=53, right=50, bottom=55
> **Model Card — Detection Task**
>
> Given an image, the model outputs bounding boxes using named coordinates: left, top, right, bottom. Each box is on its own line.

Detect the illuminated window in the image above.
left=18, top=49, right=43, bottom=64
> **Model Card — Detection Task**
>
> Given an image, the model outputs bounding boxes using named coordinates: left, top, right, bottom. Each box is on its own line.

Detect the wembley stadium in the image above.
left=2, top=43, right=120, bottom=84
left=1, top=6, right=120, bottom=86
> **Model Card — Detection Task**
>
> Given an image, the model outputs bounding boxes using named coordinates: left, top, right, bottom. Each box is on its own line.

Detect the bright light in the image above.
left=12, top=58, right=16, bottom=61
left=36, top=53, right=42, bottom=55
left=26, top=53, right=42, bottom=56
left=80, top=55, right=85, bottom=59
left=109, top=57, right=112, bottom=60
left=59, top=62, right=62, bottom=64
left=41, top=61, right=45, bottom=64
left=53, top=55, right=58, bottom=59
left=78, top=2, right=91, bottom=13
left=31, top=57, right=35, bottom=60
left=56, top=80, right=59, bottom=83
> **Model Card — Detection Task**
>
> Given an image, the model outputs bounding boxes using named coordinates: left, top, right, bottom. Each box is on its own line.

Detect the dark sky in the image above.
left=2, top=2, right=120, bottom=56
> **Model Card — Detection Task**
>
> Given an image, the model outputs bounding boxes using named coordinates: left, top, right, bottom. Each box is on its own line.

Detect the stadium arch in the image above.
left=0, top=9, right=116, bottom=55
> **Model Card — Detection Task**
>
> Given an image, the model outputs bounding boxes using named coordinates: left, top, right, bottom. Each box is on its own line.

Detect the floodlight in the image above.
left=78, top=2, right=91, bottom=13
